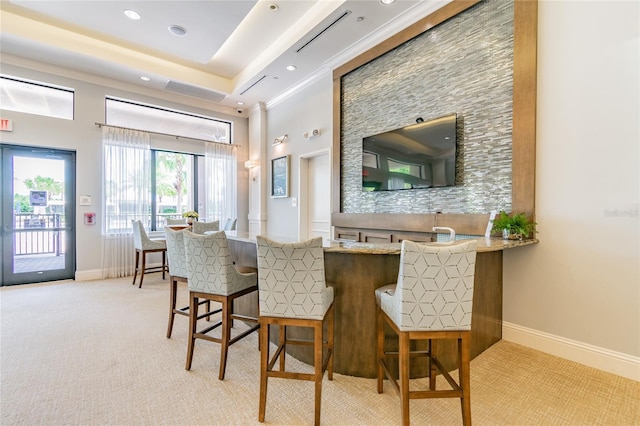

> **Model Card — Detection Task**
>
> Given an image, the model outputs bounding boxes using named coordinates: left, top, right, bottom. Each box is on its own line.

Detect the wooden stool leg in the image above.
left=258, top=320, right=269, bottom=423
left=185, top=294, right=198, bottom=370
left=399, top=332, right=410, bottom=426
left=327, top=305, right=334, bottom=381
left=314, top=321, right=323, bottom=426
left=167, top=278, right=178, bottom=338
left=162, top=251, right=166, bottom=279
left=429, top=339, right=438, bottom=390
left=138, top=251, right=147, bottom=288
left=218, top=298, right=231, bottom=380
left=376, top=308, right=385, bottom=393
left=132, top=250, right=140, bottom=285
left=460, top=333, right=472, bottom=426
left=279, top=325, right=286, bottom=371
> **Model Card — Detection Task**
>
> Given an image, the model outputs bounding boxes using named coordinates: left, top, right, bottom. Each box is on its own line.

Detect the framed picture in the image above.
left=271, top=155, right=289, bottom=198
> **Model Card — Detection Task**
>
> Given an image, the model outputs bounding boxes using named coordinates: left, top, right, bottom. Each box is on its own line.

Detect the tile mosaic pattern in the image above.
left=184, top=231, right=256, bottom=296
left=164, top=227, right=188, bottom=278
left=256, top=236, right=334, bottom=320
left=341, top=0, right=514, bottom=214
left=378, top=240, right=477, bottom=331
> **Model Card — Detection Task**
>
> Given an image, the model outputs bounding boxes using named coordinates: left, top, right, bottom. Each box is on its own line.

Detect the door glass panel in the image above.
left=2, top=145, right=75, bottom=286
left=12, top=156, right=66, bottom=273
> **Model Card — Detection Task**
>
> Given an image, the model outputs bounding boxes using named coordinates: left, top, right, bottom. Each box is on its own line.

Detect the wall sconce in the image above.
left=272, top=134, right=288, bottom=146
left=303, top=129, right=321, bottom=139
left=244, top=159, right=259, bottom=169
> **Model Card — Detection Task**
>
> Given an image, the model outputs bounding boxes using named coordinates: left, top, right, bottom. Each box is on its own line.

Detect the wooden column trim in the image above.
left=512, top=0, right=538, bottom=216
left=332, top=78, right=342, bottom=212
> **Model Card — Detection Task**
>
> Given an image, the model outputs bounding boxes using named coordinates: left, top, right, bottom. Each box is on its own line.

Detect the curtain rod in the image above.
left=94, top=122, right=240, bottom=147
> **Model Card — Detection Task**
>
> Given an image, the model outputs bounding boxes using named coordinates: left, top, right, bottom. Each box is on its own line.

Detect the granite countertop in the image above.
left=324, top=237, right=538, bottom=254
left=224, top=231, right=538, bottom=254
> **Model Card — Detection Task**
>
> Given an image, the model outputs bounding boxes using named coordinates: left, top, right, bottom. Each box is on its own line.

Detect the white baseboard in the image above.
left=75, top=269, right=102, bottom=281
left=503, top=322, right=640, bottom=382
left=75, top=262, right=166, bottom=282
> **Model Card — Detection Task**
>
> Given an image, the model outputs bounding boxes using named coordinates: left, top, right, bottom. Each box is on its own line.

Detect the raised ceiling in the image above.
left=0, top=0, right=449, bottom=113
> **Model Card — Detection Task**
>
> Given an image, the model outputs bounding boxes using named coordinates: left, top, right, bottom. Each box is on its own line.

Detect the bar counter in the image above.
left=225, top=231, right=537, bottom=378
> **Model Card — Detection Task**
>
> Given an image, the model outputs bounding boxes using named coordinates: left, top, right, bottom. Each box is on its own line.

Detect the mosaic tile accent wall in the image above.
left=341, top=0, right=514, bottom=214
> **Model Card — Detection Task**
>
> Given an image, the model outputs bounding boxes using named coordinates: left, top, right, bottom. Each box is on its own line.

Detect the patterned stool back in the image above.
left=256, top=236, right=333, bottom=320
left=132, top=219, right=165, bottom=250
left=380, top=239, right=477, bottom=331
left=164, top=227, right=188, bottom=279
left=184, top=231, right=255, bottom=296
left=192, top=220, right=220, bottom=235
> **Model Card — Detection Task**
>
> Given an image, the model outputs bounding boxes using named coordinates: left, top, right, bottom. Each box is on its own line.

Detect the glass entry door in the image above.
left=1, top=145, right=76, bottom=285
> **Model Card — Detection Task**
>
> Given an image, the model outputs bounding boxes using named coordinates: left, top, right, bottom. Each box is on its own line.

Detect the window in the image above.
left=152, top=150, right=198, bottom=229
left=103, top=98, right=236, bottom=233
left=0, top=75, right=74, bottom=120
left=105, top=97, right=231, bottom=142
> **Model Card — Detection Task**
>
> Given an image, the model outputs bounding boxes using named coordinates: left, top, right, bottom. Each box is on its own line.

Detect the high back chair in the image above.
left=166, top=218, right=186, bottom=225
left=164, top=227, right=215, bottom=338
left=255, top=236, right=334, bottom=426
left=183, top=230, right=259, bottom=380
left=131, top=220, right=167, bottom=288
left=223, top=218, right=237, bottom=231
left=376, top=239, right=477, bottom=425
left=191, top=220, right=220, bottom=235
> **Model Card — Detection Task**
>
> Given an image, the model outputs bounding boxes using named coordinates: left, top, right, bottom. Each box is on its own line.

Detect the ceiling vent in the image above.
left=164, top=80, right=226, bottom=102
left=296, top=9, right=352, bottom=54
left=240, top=75, right=267, bottom=95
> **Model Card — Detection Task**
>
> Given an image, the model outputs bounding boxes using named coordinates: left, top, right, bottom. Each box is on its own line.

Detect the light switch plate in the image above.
left=292, top=197, right=297, bottom=207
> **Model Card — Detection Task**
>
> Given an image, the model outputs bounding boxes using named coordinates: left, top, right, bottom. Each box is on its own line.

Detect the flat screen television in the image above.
left=362, top=113, right=458, bottom=191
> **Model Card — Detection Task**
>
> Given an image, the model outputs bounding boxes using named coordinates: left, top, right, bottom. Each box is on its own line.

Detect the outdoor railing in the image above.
left=14, top=213, right=64, bottom=256
left=104, top=213, right=187, bottom=233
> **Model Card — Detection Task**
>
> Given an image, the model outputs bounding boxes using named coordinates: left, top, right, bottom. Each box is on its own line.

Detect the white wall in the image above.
left=0, top=63, right=250, bottom=278
left=263, top=1, right=640, bottom=379
left=503, top=0, right=639, bottom=377
left=264, top=74, right=334, bottom=239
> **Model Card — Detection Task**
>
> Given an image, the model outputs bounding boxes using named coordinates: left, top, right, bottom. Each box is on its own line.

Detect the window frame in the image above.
left=149, top=149, right=203, bottom=231
left=105, top=97, right=233, bottom=144
left=0, top=74, right=75, bottom=120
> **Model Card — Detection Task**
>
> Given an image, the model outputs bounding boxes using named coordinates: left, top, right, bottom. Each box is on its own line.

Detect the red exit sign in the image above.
left=0, top=118, right=13, bottom=131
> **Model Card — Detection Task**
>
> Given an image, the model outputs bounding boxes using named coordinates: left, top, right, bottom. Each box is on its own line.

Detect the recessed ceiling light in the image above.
left=124, top=9, right=141, bottom=20
left=236, top=101, right=245, bottom=106
left=380, top=0, right=396, bottom=4
left=286, top=65, right=297, bottom=71
left=140, top=76, right=150, bottom=82
left=168, top=25, right=187, bottom=36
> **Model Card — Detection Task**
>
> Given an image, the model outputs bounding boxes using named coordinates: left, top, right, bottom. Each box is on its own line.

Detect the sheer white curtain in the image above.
left=204, top=142, right=237, bottom=224
left=101, top=126, right=151, bottom=278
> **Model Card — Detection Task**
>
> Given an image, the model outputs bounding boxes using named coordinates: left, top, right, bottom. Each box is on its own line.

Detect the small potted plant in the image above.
left=182, top=210, right=199, bottom=225
left=491, top=211, right=536, bottom=240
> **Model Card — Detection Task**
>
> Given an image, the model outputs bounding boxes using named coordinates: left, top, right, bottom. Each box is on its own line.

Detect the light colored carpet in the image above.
left=1, top=275, right=638, bottom=425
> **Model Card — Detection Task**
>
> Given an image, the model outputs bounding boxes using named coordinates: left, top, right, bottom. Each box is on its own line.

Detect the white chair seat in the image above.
left=131, top=220, right=167, bottom=288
